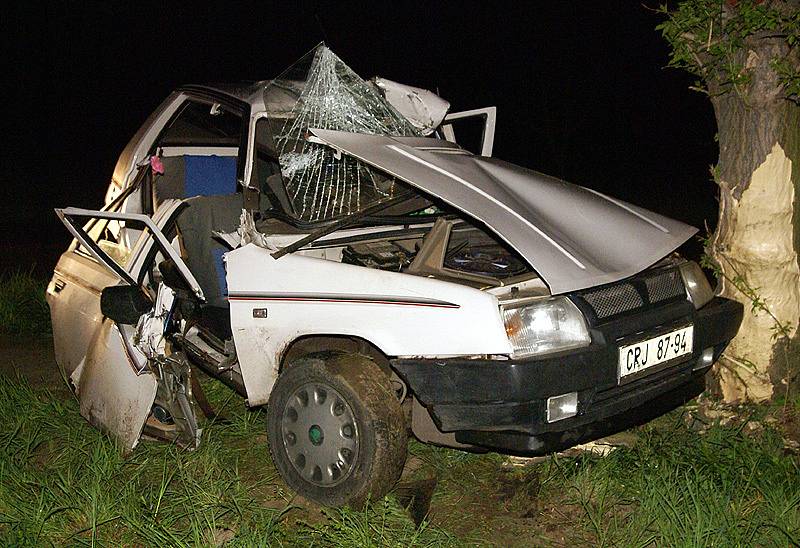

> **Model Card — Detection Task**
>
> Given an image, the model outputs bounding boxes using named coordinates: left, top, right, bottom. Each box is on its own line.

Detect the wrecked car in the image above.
left=47, top=46, right=743, bottom=507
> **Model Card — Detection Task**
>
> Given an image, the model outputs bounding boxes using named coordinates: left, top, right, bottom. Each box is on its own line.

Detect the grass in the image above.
left=295, top=498, right=458, bottom=547
left=0, top=270, right=50, bottom=334
left=0, top=366, right=797, bottom=546
left=0, top=372, right=458, bottom=546
left=402, top=408, right=799, bottom=546
left=535, top=414, right=800, bottom=546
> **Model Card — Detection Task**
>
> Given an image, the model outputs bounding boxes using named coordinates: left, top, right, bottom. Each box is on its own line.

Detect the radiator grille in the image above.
left=581, top=283, right=643, bottom=319
left=644, top=269, right=685, bottom=303
left=573, top=267, right=687, bottom=321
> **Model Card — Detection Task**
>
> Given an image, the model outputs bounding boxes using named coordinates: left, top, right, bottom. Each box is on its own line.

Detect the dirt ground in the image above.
left=0, top=334, right=63, bottom=391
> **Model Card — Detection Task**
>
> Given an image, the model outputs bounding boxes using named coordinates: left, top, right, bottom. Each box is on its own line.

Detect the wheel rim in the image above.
left=281, top=382, right=359, bottom=487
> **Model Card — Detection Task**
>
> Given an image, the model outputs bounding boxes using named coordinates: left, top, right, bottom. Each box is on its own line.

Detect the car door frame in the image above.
left=54, top=200, right=204, bottom=451
left=56, top=204, right=205, bottom=300
left=440, top=106, right=497, bottom=157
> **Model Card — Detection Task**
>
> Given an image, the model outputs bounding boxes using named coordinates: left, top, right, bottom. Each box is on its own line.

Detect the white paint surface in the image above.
left=226, top=243, right=512, bottom=406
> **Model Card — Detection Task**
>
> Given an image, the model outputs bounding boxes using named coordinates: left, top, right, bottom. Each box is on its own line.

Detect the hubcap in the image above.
left=281, top=383, right=359, bottom=487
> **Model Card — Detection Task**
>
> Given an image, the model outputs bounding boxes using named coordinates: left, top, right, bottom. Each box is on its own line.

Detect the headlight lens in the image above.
left=678, top=261, right=714, bottom=309
left=502, top=297, right=590, bottom=358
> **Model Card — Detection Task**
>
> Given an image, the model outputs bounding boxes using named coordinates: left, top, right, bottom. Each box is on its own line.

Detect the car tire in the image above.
left=266, top=352, right=408, bottom=507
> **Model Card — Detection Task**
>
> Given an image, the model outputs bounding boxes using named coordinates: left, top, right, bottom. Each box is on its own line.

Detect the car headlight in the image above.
left=502, top=297, right=590, bottom=358
left=678, top=261, right=714, bottom=309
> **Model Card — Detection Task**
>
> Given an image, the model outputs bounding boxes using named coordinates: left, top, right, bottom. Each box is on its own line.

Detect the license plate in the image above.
left=618, top=325, right=693, bottom=380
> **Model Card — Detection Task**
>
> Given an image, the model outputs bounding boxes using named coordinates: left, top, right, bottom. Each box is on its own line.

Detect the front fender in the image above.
left=225, top=244, right=511, bottom=406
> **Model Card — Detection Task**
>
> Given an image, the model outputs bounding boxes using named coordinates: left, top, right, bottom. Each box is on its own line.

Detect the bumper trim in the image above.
left=392, top=297, right=743, bottom=441
left=455, top=375, right=705, bottom=456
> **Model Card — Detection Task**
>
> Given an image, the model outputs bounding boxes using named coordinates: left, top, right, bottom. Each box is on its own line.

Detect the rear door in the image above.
left=52, top=201, right=203, bottom=451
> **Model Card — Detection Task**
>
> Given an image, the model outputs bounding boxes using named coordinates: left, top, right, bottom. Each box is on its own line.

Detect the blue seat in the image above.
left=153, top=155, right=237, bottom=207
left=184, top=155, right=237, bottom=197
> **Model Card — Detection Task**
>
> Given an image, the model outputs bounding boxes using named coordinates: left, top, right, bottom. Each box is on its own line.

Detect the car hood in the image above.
left=310, top=129, right=697, bottom=295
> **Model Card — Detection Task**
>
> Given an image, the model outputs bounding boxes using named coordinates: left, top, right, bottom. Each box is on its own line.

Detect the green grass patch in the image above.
left=0, top=271, right=50, bottom=334
left=294, top=498, right=459, bottom=547
left=536, top=413, right=800, bottom=546
left=0, top=372, right=458, bottom=546
left=402, top=409, right=800, bottom=546
left=0, top=366, right=797, bottom=546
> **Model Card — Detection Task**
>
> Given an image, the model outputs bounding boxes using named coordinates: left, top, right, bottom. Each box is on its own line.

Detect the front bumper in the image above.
left=391, top=297, right=743, bottom=456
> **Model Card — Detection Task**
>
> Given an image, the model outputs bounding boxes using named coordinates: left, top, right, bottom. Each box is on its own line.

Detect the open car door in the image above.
left=440, top=107, right=497, bottom=157
left=55, top=202, right=203, bottom=451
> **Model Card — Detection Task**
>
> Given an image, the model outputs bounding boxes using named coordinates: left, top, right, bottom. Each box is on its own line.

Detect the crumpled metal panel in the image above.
left=373, top=77, right=450, bottom=135
left=74, top=321, right=157, bottom=452
left=310, top=129, right=697, bottom=295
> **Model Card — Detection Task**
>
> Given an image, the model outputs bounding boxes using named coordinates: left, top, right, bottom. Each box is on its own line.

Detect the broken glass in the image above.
left=262, top=45, right=419, bottom=222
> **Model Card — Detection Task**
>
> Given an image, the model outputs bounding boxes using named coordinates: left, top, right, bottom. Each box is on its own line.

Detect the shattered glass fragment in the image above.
left=263, top=45, right=419, bottom=222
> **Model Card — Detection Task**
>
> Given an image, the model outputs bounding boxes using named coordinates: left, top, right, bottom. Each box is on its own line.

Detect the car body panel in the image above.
left=393, top=296, right=743, bottom=455
left=48, top=252, right=120, bottom=377
left=310, top=128, right=698, bottom=295
left=74, top=321, right=157, bottom=452
left=47, top=250, right=156, bottom=452
left=50, top=202, right=201, bottom=451
left=225, top=243, right=512, bottom=406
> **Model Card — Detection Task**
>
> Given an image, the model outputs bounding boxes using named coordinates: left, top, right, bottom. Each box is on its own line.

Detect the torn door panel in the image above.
left=77, top=320, right=157, bottom=452
left=54, top=204, right=206, bottom=451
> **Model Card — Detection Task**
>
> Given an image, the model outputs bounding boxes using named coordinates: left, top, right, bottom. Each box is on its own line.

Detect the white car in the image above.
left=47, top=46, right=742, bottom=507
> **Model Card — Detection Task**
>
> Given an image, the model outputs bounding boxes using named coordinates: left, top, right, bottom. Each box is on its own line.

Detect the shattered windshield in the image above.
left=262, top=45, right=421, bottom=223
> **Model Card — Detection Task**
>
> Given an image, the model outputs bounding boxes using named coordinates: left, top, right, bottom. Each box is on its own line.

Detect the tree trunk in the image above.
left=707, top=37, right=800, bottom=402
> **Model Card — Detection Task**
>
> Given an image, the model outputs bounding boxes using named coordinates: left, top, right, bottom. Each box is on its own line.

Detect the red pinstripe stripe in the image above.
left=227, top=295, right=459, bottom=309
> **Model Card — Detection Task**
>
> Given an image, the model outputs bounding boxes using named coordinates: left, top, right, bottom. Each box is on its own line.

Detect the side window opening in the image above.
left=72, top=215, right=151, bottom=283
left=159, top=101, right=242, bottom=147
left=85, top=217, right=134, bottom=267
left=150, top=100, right=245, bottom=211
left=76, top=201, right=139, bottom=267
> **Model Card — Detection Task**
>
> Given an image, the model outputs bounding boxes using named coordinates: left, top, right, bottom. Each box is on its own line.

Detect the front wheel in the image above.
left=266, top=353, right=407, bottom=507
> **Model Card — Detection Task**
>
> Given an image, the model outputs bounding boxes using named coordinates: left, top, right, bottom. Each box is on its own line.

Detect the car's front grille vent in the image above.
left=581, top=283, right=643, bottom=319
left=572, top=267, right=687, bottom=322
left=644, top=269, right=685, bottom=303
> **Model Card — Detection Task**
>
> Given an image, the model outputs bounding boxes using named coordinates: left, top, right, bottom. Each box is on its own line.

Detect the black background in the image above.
left=3, top=1, right=717, bottom=276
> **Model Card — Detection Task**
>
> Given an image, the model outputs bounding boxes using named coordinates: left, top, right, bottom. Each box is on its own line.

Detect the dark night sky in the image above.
left=4, top=1, right=718, bottom=275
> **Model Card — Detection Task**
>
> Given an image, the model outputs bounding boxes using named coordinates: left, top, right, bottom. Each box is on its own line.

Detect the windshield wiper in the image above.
left=271, top=192, right=414, bottom=259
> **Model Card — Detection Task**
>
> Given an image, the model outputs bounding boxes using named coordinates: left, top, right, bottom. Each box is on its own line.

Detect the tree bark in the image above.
left=707, top=36, right=800, bottom=402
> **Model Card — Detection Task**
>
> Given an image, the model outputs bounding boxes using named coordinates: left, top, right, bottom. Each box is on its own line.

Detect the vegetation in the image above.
left=0, top=370, right=797, bottom=546
left=0, top=271, right=50, bottom=335
left=540, top=414, right=800, bottom=545
left=657, top=0, right=800, bottom=401
left=0, top=372, right=459, bottom=547
left=657, top=0, right=800, bottom=99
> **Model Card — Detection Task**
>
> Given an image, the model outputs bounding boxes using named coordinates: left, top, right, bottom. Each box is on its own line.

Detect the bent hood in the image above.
left=311, top=129, right=697, bottom=295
